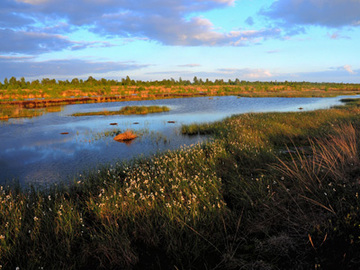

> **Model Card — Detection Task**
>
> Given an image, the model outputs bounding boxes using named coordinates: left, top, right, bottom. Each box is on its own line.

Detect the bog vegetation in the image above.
left=71, top=105, right=170, bottom=117
left=0, top=76, right=360, bottom=101
left=1, top=97, right=360, bottom=269
left=1, top=76, right=360, bottom=120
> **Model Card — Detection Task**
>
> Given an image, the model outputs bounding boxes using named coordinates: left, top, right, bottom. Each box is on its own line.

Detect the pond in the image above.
left=0, top=95, right=353, bottom=186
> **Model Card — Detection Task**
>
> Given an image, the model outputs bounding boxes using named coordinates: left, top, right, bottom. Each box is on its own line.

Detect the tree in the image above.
left=3, top=78, right=9, bottom=87
left=71, top=78, right=79, bottom=85
left=9, top=77, right=17, bottom=86
left=100, top=78, right=108, bottom=85
left=30, top=80, right=40, bottom=88
left=122, top=76, right=132, bottom=86
left=86, top=76, right=97, bottom=86
left=42, top=79, right=55, bottom=86
left=20, top=77, right=27, bottom=88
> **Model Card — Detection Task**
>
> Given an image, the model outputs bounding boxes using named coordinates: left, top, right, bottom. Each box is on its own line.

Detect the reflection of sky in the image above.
left=0, top=95, right=357, bottom=185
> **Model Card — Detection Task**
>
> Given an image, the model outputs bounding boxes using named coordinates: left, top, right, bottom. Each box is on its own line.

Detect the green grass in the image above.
left=71, top=105, right=170, bottom=117
left=1, top=99, right=360, bottom=269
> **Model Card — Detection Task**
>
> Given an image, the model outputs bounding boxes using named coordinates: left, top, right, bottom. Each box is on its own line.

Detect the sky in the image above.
left=0, top=0, right=359, bottom=83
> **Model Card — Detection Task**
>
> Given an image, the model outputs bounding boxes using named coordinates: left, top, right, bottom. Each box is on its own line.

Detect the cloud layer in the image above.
left=0, top=58, right=146, bottom=78
left=0, top=0, right=358, bottom=82
left=263, top=0, right=360, bottom=28
left=0, top=29, right=75, bottom=54
left=0, top=0, right=282, bottom=55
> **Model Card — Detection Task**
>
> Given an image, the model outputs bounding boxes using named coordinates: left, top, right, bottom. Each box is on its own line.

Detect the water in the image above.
left=0, top=95, right=353, bottom=185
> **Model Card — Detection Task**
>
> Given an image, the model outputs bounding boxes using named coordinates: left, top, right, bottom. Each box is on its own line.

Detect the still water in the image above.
left=0, top=96, right=352, bottom=185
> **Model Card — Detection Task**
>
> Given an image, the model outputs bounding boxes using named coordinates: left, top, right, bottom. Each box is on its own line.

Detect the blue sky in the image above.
left=0, top=0, right=359, bottom=83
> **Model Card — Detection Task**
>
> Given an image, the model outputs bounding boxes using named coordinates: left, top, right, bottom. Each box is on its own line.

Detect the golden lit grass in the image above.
left=2, top=83, right=360, bottom=103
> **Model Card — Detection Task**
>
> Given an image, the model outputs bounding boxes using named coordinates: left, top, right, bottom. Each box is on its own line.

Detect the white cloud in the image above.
left=247, top=70, right=272, bottom=79
left=178, top=64, right=202, bottom=68
left=343, top=65, right=356, bottom=74
left=217, top=68, right=273, bottom=78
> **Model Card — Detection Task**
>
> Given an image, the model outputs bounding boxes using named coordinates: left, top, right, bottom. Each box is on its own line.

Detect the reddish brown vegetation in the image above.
left=113, top=130, right=138, bottom=142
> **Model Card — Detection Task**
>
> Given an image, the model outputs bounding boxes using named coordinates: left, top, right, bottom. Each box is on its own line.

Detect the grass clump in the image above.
left=113, top=130, right=138, bottom=142
left=271, top=123, right=360, bottom=268
left=181, top=122, right=225, bottom=135
left=71, top=105, right=170, bottom=117
left=1, top=98, right=360, bottom=269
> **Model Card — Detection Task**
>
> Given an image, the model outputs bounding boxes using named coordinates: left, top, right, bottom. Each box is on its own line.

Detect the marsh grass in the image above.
left=71, top=105, right=170, bottom=117
left=181, top=122, right=225, bottom=136
left=272, top=123, right=360, bottom=268
left=1, top=99, right=360, bottom=269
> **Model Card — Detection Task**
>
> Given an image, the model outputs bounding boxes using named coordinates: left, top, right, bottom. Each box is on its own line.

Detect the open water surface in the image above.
left=0, top=95, right=355, bottom=185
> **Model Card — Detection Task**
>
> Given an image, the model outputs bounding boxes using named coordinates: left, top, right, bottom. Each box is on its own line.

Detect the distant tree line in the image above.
left=0, top=75, right=358, bottom=90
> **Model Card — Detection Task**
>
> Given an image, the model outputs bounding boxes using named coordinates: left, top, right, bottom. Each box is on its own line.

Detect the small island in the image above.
left=71, top=105, right=170, bottom=117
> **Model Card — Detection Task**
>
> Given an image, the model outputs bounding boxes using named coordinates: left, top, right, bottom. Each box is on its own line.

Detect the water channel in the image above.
left=0, top=95, right=354, bottom=185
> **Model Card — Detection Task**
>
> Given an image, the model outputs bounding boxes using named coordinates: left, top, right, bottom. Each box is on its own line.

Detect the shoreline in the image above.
left=1, top=87, right=359, bottom=120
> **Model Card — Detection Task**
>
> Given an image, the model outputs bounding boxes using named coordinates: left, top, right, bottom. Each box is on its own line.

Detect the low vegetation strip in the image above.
left=1, top=76, right=360, bottom=103
left=1, top=99, right=360, bottom=269
left=71, top=105, right=170, bottom=116
left=1, top=77, right=360, bottom=121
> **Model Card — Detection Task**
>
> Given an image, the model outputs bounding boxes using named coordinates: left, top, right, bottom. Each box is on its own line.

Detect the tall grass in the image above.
left=272, top=123, right=360, bottom=268
left=0, top=143, right=228, bottom=269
